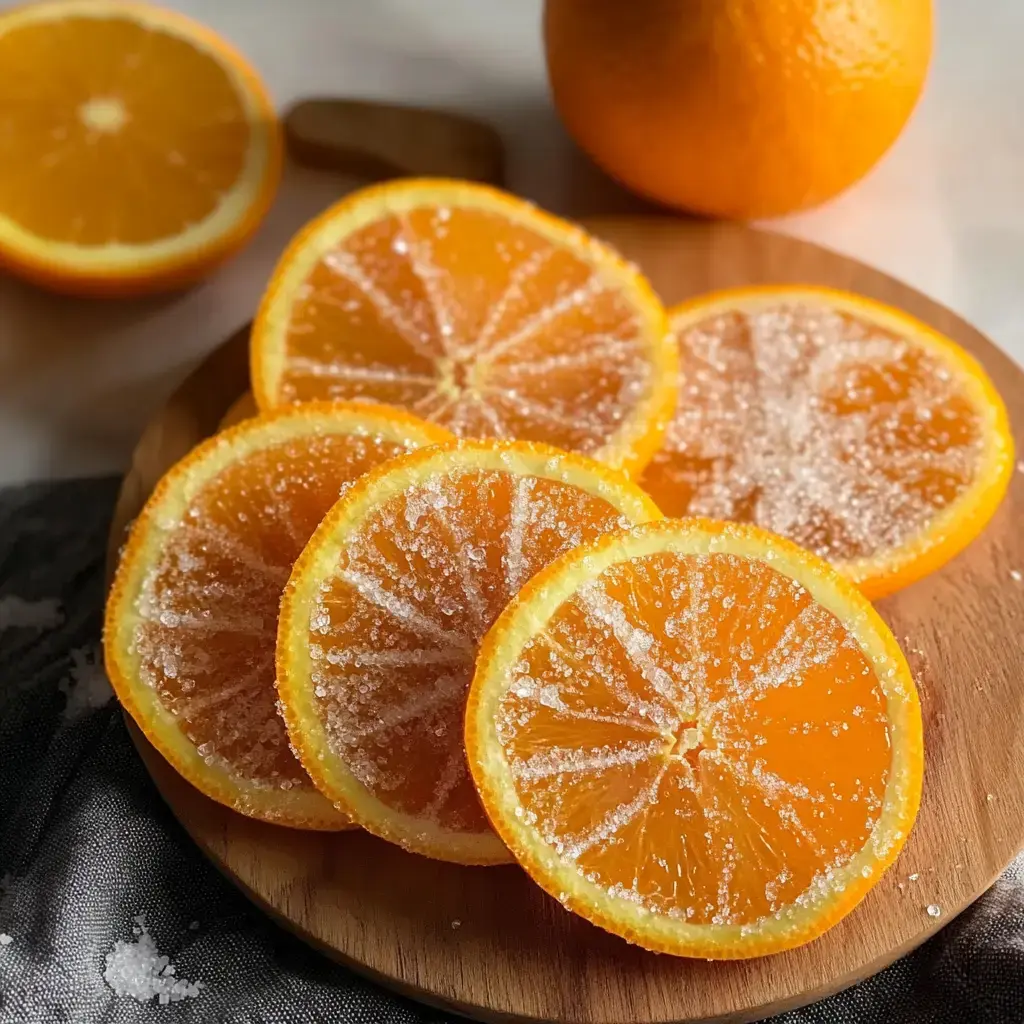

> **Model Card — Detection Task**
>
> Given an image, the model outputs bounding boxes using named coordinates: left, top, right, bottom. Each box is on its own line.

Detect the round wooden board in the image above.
left=108, top=218, right=1024, bottom=1024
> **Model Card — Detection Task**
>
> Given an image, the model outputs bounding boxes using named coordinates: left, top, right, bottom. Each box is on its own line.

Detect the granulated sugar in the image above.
left=58, top=645, right=113, bottom=720
left=0, top=595, right=63, bottom=632
left=103, top=913, right=203, bottom=1005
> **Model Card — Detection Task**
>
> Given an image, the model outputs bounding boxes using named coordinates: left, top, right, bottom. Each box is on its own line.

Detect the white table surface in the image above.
left=1, top=0, right=1021, bottom=486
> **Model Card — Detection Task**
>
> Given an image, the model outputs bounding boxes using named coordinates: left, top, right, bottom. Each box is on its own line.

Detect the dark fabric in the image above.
left=0, top=477, right=1020, bottom=1023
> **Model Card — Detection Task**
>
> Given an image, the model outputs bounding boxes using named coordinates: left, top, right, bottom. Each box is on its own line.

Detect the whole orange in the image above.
left=543, top=0, right=933, bottom=218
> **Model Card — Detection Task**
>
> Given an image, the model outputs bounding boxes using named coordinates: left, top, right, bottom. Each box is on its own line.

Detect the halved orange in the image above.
left=467, top=518, right=923, bottom=958
left=104, top=402, right=451, bottom=828
left=251, top=179, right=676, bottom=475
left=640, top=286, right=1014, bottom=598
left=276, top=440, right=662, bottom=862
left=0, top=1, right=282, bottom=295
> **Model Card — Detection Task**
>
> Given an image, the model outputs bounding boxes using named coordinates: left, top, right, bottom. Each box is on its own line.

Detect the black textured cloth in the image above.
left=0, top=477, right=1021, bottom=1023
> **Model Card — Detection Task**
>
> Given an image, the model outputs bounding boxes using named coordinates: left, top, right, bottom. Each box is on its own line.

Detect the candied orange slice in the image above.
left=0, top=1, right=281, bottom=295
left=104, top=403, right=451, bottom=828
left=251, top=179, right=676, bottom=474
left=467, top=518, right=923, bottom=957
left=276, top=440, right=661, bottom=862
left=640, top=286, right=1014, bottom=598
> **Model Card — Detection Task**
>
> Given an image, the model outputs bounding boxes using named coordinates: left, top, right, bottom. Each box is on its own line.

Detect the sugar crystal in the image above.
left=103, top=913, right=203, bottom=1004
left=58, top=645, right=113, bottom=720
left=0, top=595, right=63, bottom=632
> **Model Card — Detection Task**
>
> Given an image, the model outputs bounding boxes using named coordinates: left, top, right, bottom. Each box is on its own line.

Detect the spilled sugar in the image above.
left=103, top=913, right=203, bottom=1004
left=58, top=645, right=113, bottom=720
left=0, top=595, right=63, bottom=632
left=641, top=302, right=986, bottom=563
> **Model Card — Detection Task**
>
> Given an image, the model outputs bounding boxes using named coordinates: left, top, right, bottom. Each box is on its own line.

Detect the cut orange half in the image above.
left=251, top=179, right=676, bottom=474
left=0, top=0, right=282, bottom=295
left=276, top=440, right=662, bottom=863
left=640, top=286, right=1014, bottom=598
left=467, top=518, right=923, bottom=958
left=104, top=402, right=451, bottom=828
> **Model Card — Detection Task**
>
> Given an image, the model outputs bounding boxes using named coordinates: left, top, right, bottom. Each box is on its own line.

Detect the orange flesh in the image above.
left=0, top=13, right=249, bottom=244
left=497, top=552, right=891, bottom=925
left=304, top=469, right=636, bottom=836
left=641, top=303, right=987, bottom=563
left=133, top=432, right=411, bottom=791
left=273, top=207, right=656, bottom=455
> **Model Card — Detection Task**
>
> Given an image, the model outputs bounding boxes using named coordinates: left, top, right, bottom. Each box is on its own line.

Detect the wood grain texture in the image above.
left=107, top=219, right=1024, bottom=1024
left=284, top=99, right=505, bottom=185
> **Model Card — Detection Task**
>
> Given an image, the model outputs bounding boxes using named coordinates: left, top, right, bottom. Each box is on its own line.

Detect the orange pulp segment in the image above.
left=104, top=402, right=451, bottom=828
left=0, top=0, right=282, bottom=295
left=276, top=440, right=662, bottom=862
left=467, top=518, right=923, bottom=958
left=640, top=286, right=1014, bottom=598
left=251, top=178, right=676, bottom=475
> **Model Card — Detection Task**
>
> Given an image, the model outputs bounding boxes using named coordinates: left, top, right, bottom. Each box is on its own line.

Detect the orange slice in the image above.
left=640, top=286, right=1014, bottom=598
left=250, top=179, right=676, bottom=475
left=0, top=1, right=282, bottom=296
left=276, top=440, right=661, bottom=862
left=467, top=518, right=923, bottom=958
left=104, top=402, right=451, bottom=828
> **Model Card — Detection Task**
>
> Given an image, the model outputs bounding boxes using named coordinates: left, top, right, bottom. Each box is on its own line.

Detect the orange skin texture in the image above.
left=544, top=0, right=933, bottom=218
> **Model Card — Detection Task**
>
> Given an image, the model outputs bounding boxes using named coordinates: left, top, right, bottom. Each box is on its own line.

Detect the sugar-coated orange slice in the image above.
left=640, top=286, right=1014, bottom=597
left=467, top=518, right=923, bottom=957
left=276, top=440, right=661, bottom=862
left=104, top=402, right=451, bottom=827
left=251, top=179, right=676, bottom=475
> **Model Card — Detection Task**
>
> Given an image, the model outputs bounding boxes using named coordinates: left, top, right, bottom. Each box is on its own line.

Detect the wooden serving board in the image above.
left=108, top=218, right=1024, bottom=1024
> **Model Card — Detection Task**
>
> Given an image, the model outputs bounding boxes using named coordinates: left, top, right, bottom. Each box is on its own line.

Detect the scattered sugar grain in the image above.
left=0, top=595, right=63, bottom=632
left=103, top=913, right=203, bottom=1005
left=926, top=904, right=942, bottom=918
left=59, top=645, right=113, bottom=720
left=1011, top=570, right=1022, bottom=582
left=0, top=934, right=11, bottom=946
